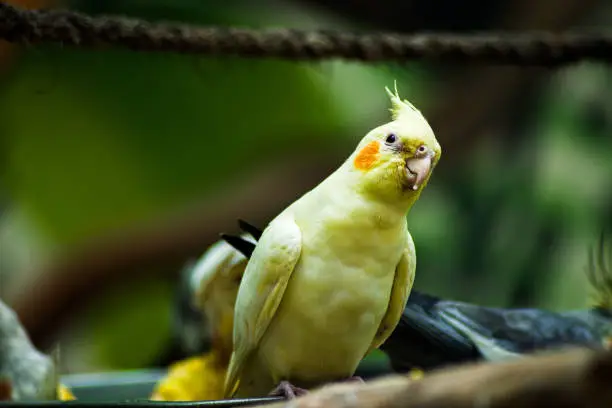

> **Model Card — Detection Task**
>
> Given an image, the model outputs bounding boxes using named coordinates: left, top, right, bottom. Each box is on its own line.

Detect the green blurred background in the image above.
left=0, top=0, right=611, bottom=375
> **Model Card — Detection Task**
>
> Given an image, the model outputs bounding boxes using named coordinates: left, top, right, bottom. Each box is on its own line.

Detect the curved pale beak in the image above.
left=405, top=151, right=434, bottom=191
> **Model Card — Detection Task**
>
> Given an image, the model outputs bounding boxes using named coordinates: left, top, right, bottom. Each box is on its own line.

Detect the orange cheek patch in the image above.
left=354, top=141, right=380, bottom=171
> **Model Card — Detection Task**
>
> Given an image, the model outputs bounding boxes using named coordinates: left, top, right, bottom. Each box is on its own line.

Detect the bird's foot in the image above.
left=269, top=381, right=309, bottom=400
left=344, top=376, right=365, bottom=384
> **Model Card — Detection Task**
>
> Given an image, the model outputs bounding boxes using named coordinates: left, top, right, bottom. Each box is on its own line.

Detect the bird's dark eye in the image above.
left=385, top=133, right=397, bottom=144
left=417, top=145, right=427, bottom=153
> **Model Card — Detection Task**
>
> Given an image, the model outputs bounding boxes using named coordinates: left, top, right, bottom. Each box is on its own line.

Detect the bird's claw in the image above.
left=269, top=381, right=309, bottom=400
left=344, top=376, right=365, bottom=384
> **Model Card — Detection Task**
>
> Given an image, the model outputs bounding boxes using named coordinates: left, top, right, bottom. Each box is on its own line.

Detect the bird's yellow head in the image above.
left=350, top=84, right=441, bottom=206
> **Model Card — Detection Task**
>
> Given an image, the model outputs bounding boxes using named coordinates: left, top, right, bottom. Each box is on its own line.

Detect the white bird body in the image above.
left=224, top=85, right=440, bottom=398
left=260, top=171, right=410, bottom=383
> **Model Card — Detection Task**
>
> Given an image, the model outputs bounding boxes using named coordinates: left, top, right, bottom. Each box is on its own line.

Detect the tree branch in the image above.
left=258, top=348, right=612, bottom=408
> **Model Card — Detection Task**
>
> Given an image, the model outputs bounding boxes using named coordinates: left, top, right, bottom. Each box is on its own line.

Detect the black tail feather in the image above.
left=220, top=233, right=256, bottom=258
left=238, top=219, right=263, bottom=240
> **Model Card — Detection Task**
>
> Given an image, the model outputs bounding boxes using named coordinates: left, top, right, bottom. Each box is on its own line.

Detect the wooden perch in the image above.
left=257, top=348, right=612, bottom=408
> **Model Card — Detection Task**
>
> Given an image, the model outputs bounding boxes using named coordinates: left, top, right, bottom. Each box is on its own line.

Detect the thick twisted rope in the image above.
left=1, top=2, right=612, bottom=65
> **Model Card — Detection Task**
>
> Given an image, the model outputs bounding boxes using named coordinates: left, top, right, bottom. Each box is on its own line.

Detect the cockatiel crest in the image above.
left=385, top=81, right=424, bottom=122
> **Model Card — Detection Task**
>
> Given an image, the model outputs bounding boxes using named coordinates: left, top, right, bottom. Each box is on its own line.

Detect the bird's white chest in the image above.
left=259, top=217, right=406, bottom=381
left=291, top=227, right=403, bottom=321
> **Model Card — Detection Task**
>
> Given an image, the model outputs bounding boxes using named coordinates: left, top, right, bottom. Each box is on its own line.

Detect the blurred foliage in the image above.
left=86, top=278, right=175, bottom=369
left=410, top=64, right=612, bottom=309
left=0, top=0, right=426, bottom=370
left=0, top=0, right=611, bottom=373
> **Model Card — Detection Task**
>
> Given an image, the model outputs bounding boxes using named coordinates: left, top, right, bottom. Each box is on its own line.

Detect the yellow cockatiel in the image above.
left=224, top=85, right=441, bottom=398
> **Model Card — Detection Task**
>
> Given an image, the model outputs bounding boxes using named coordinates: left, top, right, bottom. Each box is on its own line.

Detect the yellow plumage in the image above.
left=57, top=384, right=75, bottom=401
left=224, top=84, right=441, bottom=398
left=407, top=368, right=424, bottom=380
left=150, top=354, right=227, bottom=401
